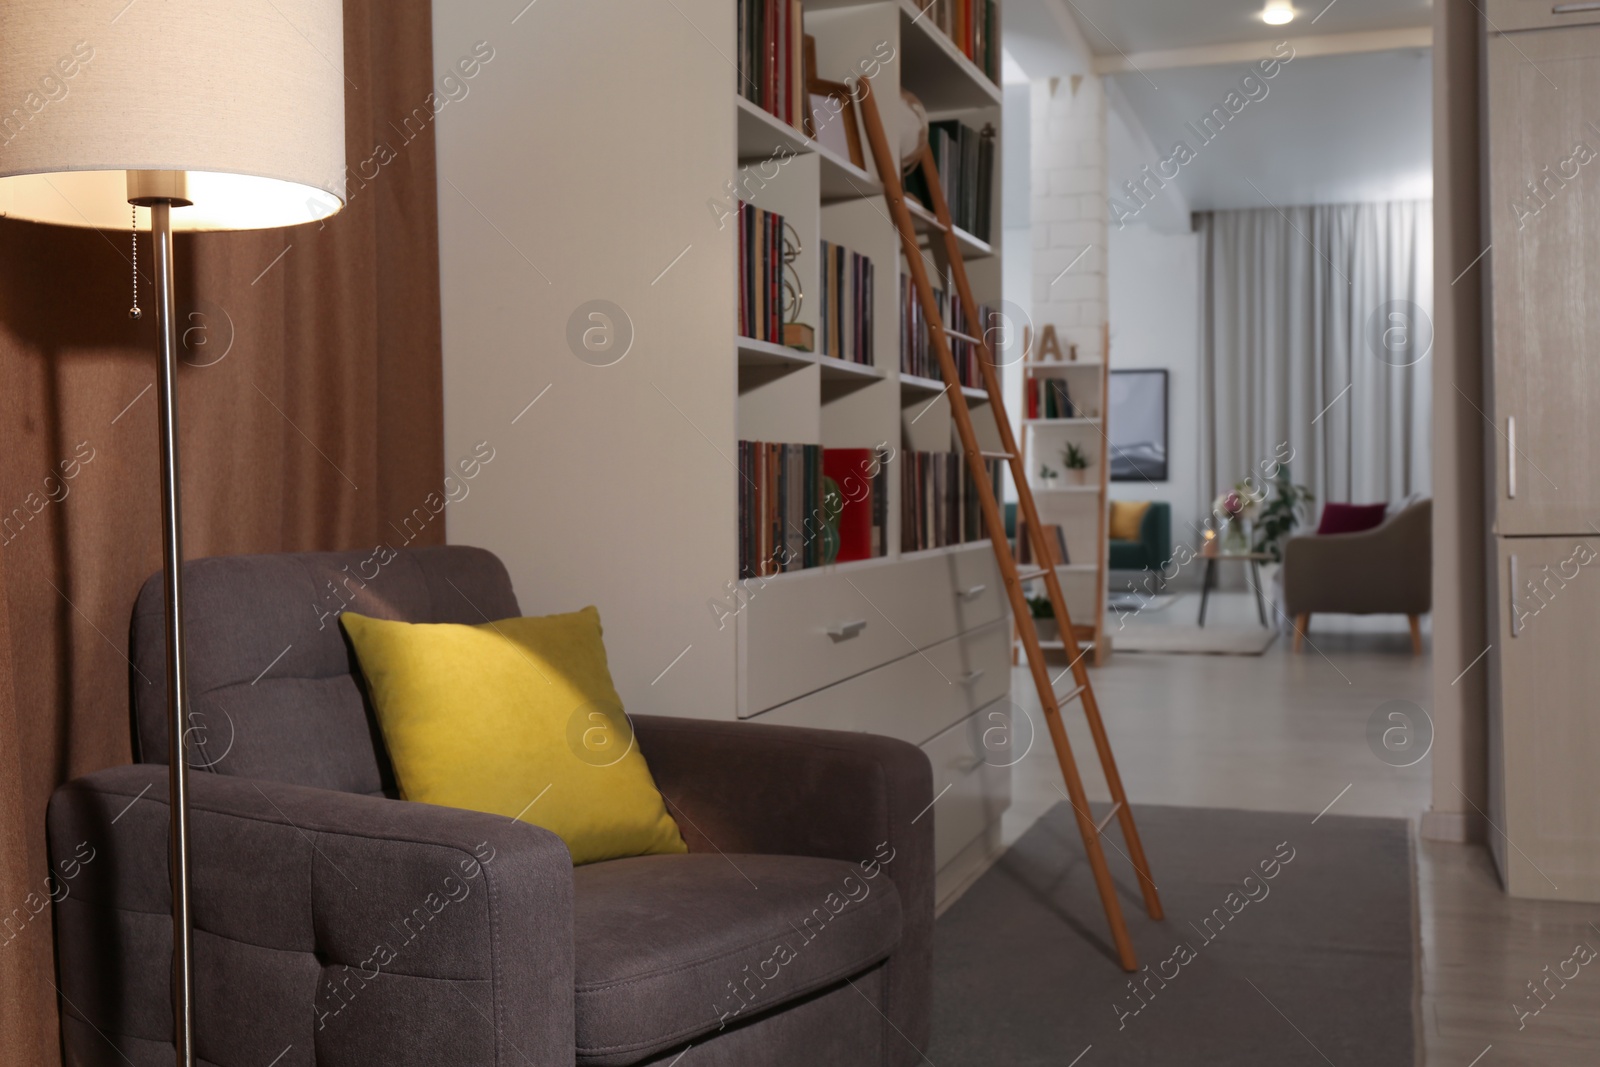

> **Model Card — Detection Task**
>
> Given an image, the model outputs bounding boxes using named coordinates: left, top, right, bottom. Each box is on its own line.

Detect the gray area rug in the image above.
left=931, top=804, right=1415, bottom=1066
left=1113, top=625, right=1278, bottom=656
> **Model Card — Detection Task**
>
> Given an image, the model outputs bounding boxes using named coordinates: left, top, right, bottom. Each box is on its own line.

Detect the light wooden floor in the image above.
left=996, top=592, right=1600, bottom=1067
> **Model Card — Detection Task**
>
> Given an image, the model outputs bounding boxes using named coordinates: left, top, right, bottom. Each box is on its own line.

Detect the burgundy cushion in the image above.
left=1317, top=502, right=1387, bottom=536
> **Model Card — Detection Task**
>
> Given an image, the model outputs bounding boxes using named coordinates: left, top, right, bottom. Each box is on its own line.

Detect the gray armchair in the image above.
left=48, top=547, right=932, bottom=1066
left=1282, top=497, right=1432, bottom=654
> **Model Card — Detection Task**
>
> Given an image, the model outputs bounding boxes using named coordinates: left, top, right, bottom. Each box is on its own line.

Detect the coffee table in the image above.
left=1197, top=543, right=1272, bottom=628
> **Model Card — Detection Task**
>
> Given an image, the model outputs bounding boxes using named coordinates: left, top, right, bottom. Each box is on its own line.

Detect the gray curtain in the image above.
left=1198, top=201, right=1433, bottom=511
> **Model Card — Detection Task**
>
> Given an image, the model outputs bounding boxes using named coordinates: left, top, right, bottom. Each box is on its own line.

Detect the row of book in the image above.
left=899, top=275, right=995, bottom=388
left=737, top=201, right=785, bottom=344
left=906, top=120, right=996, bottom=242
left=901, top=451, right=1002, bottom=554
left=1025, top=378, right=1082, bottom=420
left=739, top=443, right=890, bottom=578
left=737, top=0, right=805, bottom=130
left=817, top=240, right=874, bottom=366
left=915, top=0, right=1001, bottom=85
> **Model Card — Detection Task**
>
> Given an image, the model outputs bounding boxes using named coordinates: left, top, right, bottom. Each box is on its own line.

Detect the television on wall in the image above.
left=1108, top=369, right=1168, bottom=482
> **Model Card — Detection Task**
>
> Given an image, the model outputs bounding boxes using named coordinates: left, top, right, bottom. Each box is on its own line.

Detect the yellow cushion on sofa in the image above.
left=340, top=607, right=686, bottom=866
left=1109, top=500, right=1152, bottom=542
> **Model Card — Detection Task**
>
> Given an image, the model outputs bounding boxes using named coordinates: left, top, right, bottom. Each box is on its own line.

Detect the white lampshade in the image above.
left=0, top=0, right=347, bottom=232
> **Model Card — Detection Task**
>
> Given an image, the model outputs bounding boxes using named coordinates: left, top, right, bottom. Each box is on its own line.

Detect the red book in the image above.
left=824, top=449, right=877, bottom=562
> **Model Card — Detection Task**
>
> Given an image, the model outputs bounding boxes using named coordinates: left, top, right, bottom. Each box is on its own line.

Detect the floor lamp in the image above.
left=0, top=5, right=346, bottom=1064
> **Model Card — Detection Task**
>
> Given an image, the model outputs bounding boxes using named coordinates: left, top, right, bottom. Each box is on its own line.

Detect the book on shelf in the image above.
left=822, top=448, right=890, bottom=563
left=900, top=450, right=1002, bottom=553
left=739, top=440, right=823, bottom=578
left=899, top=274, right=995, bottom=388
left=737, top=0, right=805, bottom=130
left=740, top=442, right=890, bottom=577
left=1026, top=378, right=1077, bottom=419
left=817, top=240, right=874, bottom=367
left=737, top=200, right=784, bottom=345
left=917, top=0, right=1001, bottom=85
left=905, top=120, right=995, bottom=242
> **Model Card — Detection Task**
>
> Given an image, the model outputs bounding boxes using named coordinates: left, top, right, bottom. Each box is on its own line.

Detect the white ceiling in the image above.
left=1109, top=47, right=1433, bottom=214
left=1002, top=0, right=1434, bottom=221
left=1065, top=0, right=1432, bottom=55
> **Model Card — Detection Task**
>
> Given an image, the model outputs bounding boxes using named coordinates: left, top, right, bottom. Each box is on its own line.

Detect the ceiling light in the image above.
left=1262, top=2, right=1296, bottom=25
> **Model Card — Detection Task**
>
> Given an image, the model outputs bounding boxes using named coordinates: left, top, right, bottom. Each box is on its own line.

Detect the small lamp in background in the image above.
left=0, top=3, right=347, bottom=1064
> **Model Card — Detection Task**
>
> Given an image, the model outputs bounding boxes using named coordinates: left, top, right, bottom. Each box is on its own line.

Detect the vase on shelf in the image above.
left=1068, top=467, right=1090, bottom=486
left=1222, top=518, right=1250, bottom=553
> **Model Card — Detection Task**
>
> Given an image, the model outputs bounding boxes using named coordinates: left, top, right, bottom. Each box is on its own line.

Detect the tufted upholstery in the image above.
left=49, top=547, right=934, bottom=1066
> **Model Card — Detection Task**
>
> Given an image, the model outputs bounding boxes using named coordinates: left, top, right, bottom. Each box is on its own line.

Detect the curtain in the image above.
left=1198, top=201, right=1433, bottom=512
left=0, top=4, right=445, bottom=1064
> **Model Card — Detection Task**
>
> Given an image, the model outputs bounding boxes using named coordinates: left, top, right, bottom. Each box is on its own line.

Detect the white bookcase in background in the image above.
left=434, top=0, right=1006, bottom=903
left=1017, top=345, right=1111, bottom=665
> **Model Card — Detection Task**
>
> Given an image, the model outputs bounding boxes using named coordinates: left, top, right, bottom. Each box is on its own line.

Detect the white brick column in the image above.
left=1030, top=76, right=1108, bottom=361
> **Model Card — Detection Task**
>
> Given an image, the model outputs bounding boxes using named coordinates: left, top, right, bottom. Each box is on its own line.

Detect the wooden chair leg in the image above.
left=1408, top=614, right=1423, bottom=655
left=1292, top=613, right=1309, bottom=652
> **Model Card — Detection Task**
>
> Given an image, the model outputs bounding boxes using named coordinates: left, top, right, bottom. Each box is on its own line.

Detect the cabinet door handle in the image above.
left=959, top=669, right=986, bottom=685
left=1507, top=416, right=1517, bottom=499
left=1510, top=554, right=1521, bottom=637
left=958, top=583, right=988, bottom=600
left=1554, top=2, right=1600, bottom=13
left=826, top=619, right=868, bottom=640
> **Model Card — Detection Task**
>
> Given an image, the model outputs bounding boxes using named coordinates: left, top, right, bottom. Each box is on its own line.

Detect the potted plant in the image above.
left=1026, top=595, right=1057, bottom=642
left=1038, top=463, right=1060, bottom=488
left=1063, top=443, right=1091, bottom=485
left=1252, top=466, right=1315, bottom=563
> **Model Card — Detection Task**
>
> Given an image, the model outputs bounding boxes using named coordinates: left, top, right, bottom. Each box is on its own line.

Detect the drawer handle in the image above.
left=958, top=583, right=988, bottom=600
left=1554, top=2, right=1600, bottom=13
left=1510, top=555, right=1521, bottom=638
left=1507, top=415, right=1517, bottom=499
left=826, top=619, right=868, bottom=641
left=959, top=669, right=986, bottom=685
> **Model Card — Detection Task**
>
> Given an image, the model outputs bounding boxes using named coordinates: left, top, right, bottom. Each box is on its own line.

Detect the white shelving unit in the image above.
left=1017, top=347, right=1111, bottom=664
left=434, top=0, right=1007, bottom=904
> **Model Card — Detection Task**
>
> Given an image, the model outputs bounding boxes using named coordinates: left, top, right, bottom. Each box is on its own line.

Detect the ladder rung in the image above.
left=1095, top=801, right=1124, bottom=836
left=1056, top=683, right=1087, bottom=708
left=1016, top=567, right=1050, bottom=582
left=979, top=450, right=1013, bottom=460
left=940, top=327, right=981, bottom=344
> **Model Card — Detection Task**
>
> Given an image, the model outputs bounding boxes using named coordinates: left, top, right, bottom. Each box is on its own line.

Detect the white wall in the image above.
left=1106, top=225, right=1203, bottom=580
left=1105, top=101, right=1204, bottom=585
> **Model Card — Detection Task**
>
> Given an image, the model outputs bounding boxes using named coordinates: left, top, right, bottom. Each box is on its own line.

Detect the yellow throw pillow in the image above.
left=1109, top=500, right=1152, bottom=542
left=340, top=607, right=686, bottom=866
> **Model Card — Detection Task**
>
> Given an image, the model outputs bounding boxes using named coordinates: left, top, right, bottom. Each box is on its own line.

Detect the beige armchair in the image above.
left=1283, top=497, right=1432, bottom=654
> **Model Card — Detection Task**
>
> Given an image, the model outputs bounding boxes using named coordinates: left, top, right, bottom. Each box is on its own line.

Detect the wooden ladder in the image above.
left=856, top=78, right=1163, bottom=971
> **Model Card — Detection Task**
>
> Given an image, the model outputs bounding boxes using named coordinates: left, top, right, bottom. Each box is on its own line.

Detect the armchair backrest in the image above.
left=131, top=546, right=520, bottom=795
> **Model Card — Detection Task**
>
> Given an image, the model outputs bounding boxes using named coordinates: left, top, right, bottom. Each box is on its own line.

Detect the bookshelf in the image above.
left=1017, top=344, right=1112, bottom=664
left=434, top=0, right=1006, bottom=904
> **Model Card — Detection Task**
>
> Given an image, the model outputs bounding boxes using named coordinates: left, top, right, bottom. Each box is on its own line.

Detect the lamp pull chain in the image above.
left=129, top=206, right=142, bottom=321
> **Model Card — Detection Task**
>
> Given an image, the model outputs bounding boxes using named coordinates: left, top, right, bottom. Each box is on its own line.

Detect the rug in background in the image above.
left=930, top=803, right=1415, bottom=1066
left=1107, top=591, right=1182, bottom=613
left=1113, top=625, right=1278, bottom=656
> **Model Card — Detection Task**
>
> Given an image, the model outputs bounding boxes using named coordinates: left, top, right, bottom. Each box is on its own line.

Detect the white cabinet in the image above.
left=1481, top=14, right=1600, bottom=904
left=1488, top=537, right=1600, bottom=901
left=1485, top=22, right=1600, bottom=534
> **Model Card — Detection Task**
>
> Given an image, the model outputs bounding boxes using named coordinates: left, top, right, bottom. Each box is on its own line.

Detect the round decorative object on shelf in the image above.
left=894, top=89, right=929, bottom=176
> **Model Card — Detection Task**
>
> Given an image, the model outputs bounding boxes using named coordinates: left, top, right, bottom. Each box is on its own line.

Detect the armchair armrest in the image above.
left=631, top=715, right=934, bottom=1052
left=48, top=764, right=574, bottom=1067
